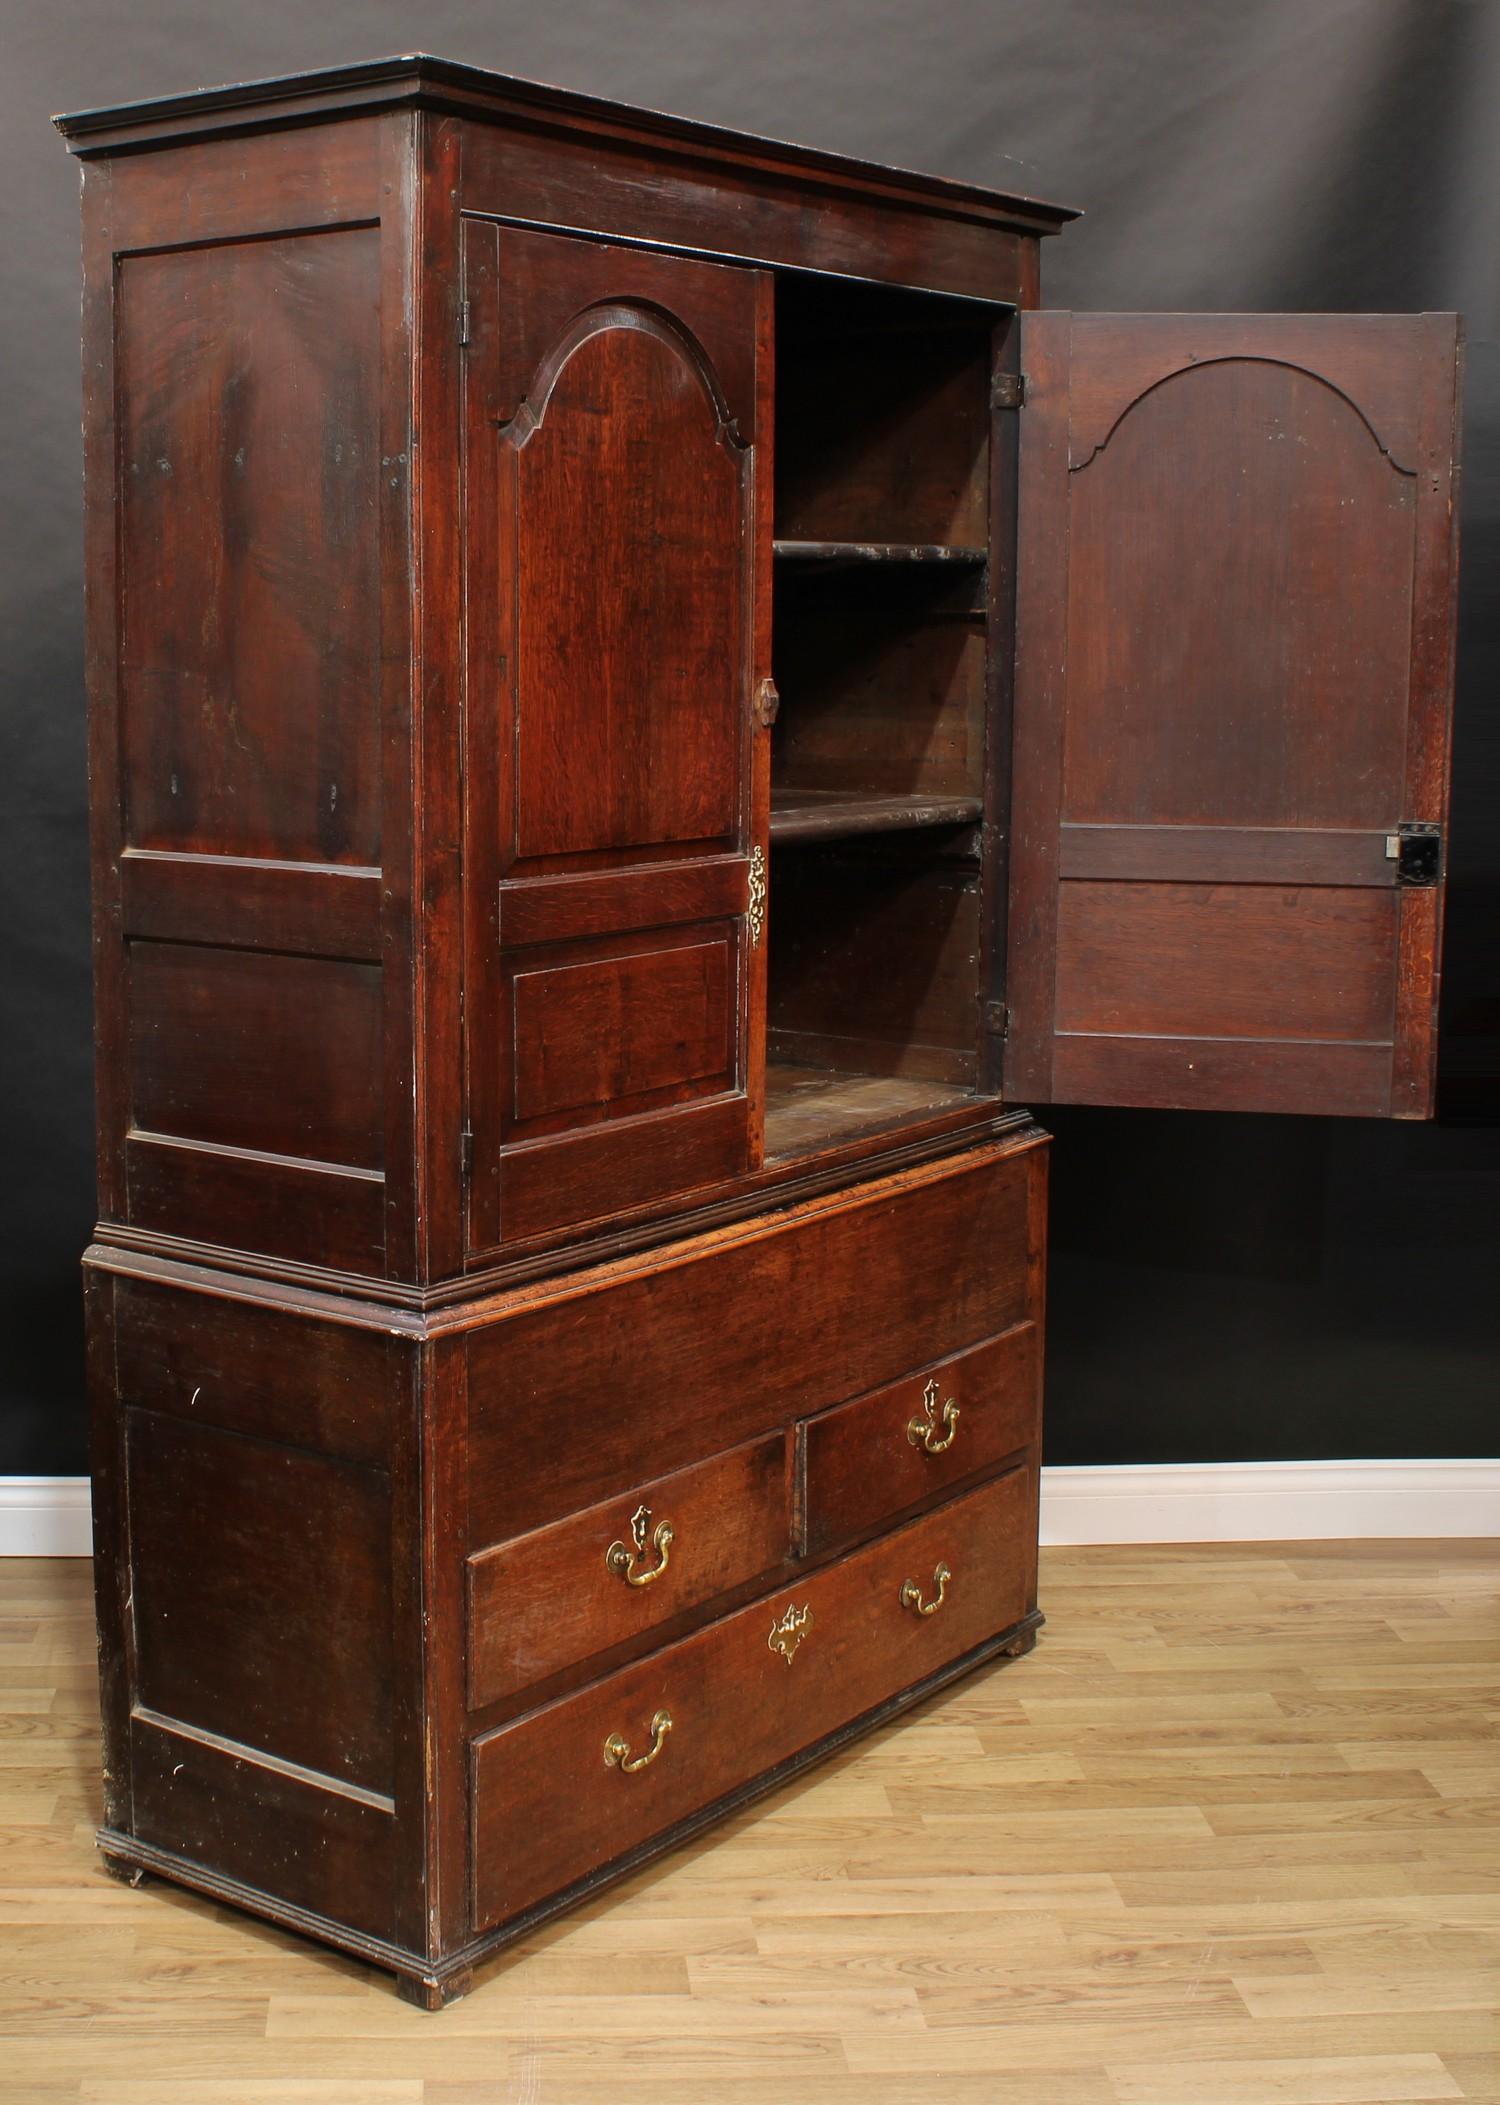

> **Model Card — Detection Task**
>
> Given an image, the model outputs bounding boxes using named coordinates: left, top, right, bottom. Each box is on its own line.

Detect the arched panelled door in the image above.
left=1008, top=312, right=1461, bottom=1118
left=461, top=224, right=770, bottom=1255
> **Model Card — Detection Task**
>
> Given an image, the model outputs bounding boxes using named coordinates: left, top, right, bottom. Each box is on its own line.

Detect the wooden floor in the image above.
left=2, top=1544, right=1497, bottom=2104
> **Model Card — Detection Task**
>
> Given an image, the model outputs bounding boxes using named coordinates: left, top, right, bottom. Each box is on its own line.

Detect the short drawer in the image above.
left=471, top=1462, right=1035, bottom=1932
left=466, top=1139, right=1043, bottom=1543
left=802, top=1323, right=1040, bottom=1557
left=467, top=1433, right=793, bottom=1710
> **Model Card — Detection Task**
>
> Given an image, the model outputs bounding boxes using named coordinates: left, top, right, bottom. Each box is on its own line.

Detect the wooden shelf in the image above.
left=770, top=787, right=984, bottom=845
left=764, top=1062, right=981, bottom=1159
left=773, top=539, right=987, bottom=568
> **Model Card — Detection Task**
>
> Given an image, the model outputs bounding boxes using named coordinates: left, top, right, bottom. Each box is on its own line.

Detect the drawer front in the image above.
left=472, top=1462, right=1035, bottom=1932
left=467, top=1139, right=1043, bottom=1544
left=803, top=1323, right=1041, bottom=1557
left=467, top=1432, right=794, bottom=1711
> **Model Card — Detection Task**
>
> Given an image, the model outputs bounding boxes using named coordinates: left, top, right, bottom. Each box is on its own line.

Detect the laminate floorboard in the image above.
left=1, top=1545, right=1495, bottom=2104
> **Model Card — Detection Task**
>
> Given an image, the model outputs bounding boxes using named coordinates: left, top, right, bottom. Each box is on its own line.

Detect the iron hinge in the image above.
left=458, top=298, right=471, bottom=348
left=985, top=999, right=1009, bottom=1039
left=461, top=1126, right=474, bottom=1178
left=991, top=371, right=1026, bottom=411
left=1386, top=821, right=1443, bottom=887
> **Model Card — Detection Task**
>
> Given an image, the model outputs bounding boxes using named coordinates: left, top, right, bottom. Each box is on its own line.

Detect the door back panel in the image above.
left=1008, top=312, right=1461, bottom=1118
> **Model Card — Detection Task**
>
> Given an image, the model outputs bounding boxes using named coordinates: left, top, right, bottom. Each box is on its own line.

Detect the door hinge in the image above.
left=458, top=298, right=471, bottom=348
left=753, top=676, right=781, bottom=729
left=985, top=999, right=1009, bottom=1039
left=991, top=371, right=1026, bottom=411
left=461, top=1126, right=474, bottom=1177
left=1386, top=821, right=1442, bottom=887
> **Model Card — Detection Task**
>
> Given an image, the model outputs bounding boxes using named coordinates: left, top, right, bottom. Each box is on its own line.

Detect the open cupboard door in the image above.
left=1005, top=312, right=1462, bottom=1119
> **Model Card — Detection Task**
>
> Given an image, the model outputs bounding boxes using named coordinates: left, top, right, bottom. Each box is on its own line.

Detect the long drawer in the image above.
left=471, top=1463, right=1035, bottom=1932
left=465, top=1140, right=1042, bottom=1544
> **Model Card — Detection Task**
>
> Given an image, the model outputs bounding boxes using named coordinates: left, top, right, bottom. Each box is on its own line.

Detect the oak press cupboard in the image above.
left=55, top=58, right=1461, bottom=2005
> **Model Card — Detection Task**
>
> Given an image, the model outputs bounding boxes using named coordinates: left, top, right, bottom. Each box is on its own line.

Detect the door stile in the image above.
left=1004, top=311, right=1072, bottom=1105
left=1392, top=317, right=1463, bottom=1117
left=745, top=270, right=775, bottom=1167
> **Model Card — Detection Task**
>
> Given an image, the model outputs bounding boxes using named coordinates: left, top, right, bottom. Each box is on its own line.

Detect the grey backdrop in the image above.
left=5, top=0, right=1496, bottom=1472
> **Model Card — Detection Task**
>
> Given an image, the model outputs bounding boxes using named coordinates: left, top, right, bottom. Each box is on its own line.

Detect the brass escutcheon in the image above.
left=606, top=1503, right=675, bottom=1588
left=747, top=845, right=767, bottom=947
left=603, top=1708, right=673, bottom=1774
left=908, top=1375, right=960, bottom=1455
left=768, top=1601, right=813, bottom=1665
left=900, top=1561, right=952, bottom=1618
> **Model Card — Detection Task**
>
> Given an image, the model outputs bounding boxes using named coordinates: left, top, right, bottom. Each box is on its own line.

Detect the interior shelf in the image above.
left=764, top=1062, right=982, bottom=1160
left=770, top=786, right=984, bottom=844
left=774, top=538, right=987, bottom=568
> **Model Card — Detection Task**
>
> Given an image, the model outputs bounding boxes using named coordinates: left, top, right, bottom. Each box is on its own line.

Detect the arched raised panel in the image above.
left=1008, top=310, right=1461, bottom=1121
left=506, top=306, right=746, bottom=866
left=1063, top=357, right=1416, bottom=831
left=461, top=221, right=769, bottom=1253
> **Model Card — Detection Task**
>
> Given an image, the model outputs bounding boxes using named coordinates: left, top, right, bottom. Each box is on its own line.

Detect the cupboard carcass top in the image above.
left=54, top=53, right=1078, bottom=300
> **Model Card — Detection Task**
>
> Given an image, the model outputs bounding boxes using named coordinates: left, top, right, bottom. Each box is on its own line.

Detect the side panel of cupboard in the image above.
left=79, top=114, right=421, bottom=1285
left=459, top=222, right=771, bottom=1255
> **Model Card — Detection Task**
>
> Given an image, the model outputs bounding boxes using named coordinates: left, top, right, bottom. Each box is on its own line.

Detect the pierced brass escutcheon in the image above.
left=908, top=1375, right=960, bottom=1455
left=747, top=844, right=767, bottom=947
left=605, top=1503, right=675, bottom=1588
left=900, top=1561, right=952, bottom=1618
left=768, top=1601, right=813, bottom=1665
left=603, top=1708, right=673, bottom=1774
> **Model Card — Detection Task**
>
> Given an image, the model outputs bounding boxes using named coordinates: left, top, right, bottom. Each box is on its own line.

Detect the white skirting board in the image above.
left=1039, top=1460, right=1500, bottom=1545
left=1, top=1464, right=1497, bottom=1556
left=0, top=1478, right=94, bottom=1556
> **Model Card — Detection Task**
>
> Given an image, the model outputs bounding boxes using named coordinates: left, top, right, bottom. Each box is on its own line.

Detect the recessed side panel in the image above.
left=85, top=126, right=401, bottom=1280
left=1008, top=312, right=1461, bottom=1118
left=127, top=1409, right=395, bottom=1794
left=117, top=228, right=383, bottom=867
left=127, top=941, right=385, bottom=1168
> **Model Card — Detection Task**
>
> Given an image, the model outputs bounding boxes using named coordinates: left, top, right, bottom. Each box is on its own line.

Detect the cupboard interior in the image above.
left=764, top=274, right=1009, bottom=1161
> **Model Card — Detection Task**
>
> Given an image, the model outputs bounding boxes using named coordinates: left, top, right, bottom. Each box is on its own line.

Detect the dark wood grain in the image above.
left=506, top=926, right=737, bottom=1134
left=55, top=55, right=1079, bottom=250
left=122, top=1133, right=386, bottom=1277
left=772, top=566, right=987, bottom=804
left=1054, top=882, right=1398, bottom=1043
left=127, top=1713, right=397, bottom=1942
left=64, top=55, right=1462, bottom=2009
left=461, top=222, right=762, bottom=1252
left=112, top=1274, right=398, bottom=1465
left=465, top=1145, right=1036, bottom=1544
left=126, top=1408, right=395, bottom=1793
left=802, top=1323, right=1041, bottom=1556
left=127, top=941, right=385, bottom=1170
left=467, top=1432, right=793, bottom=1709
left=117, top=227, right=383, bottom=866
left=120, top=852, right=384, bottom=961
left=1056, top=825, right=1401, bottom=888
left=471, top=1464, right=1033, bottom=1930
left=769, top=846, right=983, bottom=1085
left=770, top=789, right=984, bottom=842
left=1007, top=310, right=1461, bottom=1118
